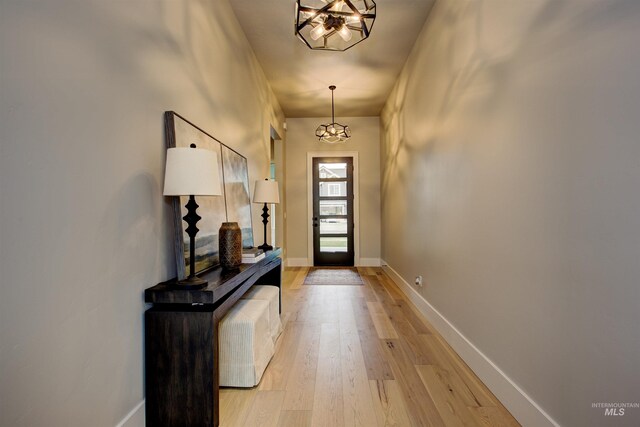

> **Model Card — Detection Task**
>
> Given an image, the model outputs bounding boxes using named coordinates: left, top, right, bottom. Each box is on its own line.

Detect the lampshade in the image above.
left=163, top=147, right=222, bottom=196
left=253, top=180, right=280, bottom=204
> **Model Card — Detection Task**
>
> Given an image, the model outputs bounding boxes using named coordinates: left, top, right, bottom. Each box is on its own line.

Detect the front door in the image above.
left=312, top=157, right=354, bottom=266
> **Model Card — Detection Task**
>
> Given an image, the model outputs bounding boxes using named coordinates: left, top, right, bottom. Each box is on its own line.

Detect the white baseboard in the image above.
left=286, top=258, right=310, bottom=267
left=115, top=400, right=144, bottom=427
left=358, top=258, right=381, bottom=267
left=381, top=261, right=559, bottom=427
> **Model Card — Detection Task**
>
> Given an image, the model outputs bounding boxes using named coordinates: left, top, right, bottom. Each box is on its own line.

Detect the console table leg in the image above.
left=145, top=309, right=216, bottom=426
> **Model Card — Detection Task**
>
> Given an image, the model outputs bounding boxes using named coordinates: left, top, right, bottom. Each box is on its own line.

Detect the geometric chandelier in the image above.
left=316, top=85, right=351, bottom=143
left=295, top=0, right=377, bottom=51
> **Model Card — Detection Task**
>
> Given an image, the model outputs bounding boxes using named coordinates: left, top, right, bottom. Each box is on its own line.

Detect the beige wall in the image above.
left=285, top=117, right=380, bottom=265
left=0, top=1, right=283, bottom=426
left=273, top=135, right=286, bottom=251
left=381, top=1, right=640, bottom=426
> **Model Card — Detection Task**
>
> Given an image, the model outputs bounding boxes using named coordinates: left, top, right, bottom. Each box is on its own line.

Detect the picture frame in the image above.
left=164, top=111, right=254, bottom=279
left=221, top=145, right=255, bottom=249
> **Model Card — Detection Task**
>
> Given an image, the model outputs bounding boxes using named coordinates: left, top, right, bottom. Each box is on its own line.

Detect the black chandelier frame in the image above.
left=316, top=85, right=351, bottom=144
left=295, top=0, right=377, bottom=51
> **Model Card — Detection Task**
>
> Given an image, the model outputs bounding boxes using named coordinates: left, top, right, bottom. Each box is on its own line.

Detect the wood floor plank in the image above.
left=467, top=406, right=520, bottom=427
left=395, top=299, right=433, bottom=334
left=358, top=333, right=396, bottom=381
left=360, top=282, right=379, bottom=302
left=281, top=268, right=295, bottom=290
left=357, top=266, right=375, bottom=276
left=352, top=298, right=395, bottom=380
left=219, top=387, right=257, bottom=427
left=338, top=299, right=379, bottom=427
left=277, top=410, right=312, bottom=427
left=285, top=286, right=314, bottom=323
left=310, top=322, right=344, bottom=427
left=297, top=288, right=340, bottom=324
left=376, top=272, right=406, bottom=301
left=421, top=334, right=496, bottom=407
left=291, top=267, right=309, bottom=290
left=243, top=390, right=285, bottom=427
left=282, top=323, right=321, bottom=410
left=259, top=321, right=304, bottom=390
left=373, top=297, right=439, bottom=368
left=369, top=380, right=413, bottom=427
left=363, top=275, right=397, bottom=307
left=382, top=339, right=445, bottom=427
left=416, top=364, right=480, bottom=427
left=351, top=296, right=380, bottom=337
left=390, top=313, right=435, bottom=365
left=367, top=301, right=399, bottom=339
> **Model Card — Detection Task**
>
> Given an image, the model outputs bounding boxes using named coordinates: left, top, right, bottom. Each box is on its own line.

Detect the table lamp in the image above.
left=252, top=179, right=280, bottom=251
left=164, top=144, right=222, bottom=288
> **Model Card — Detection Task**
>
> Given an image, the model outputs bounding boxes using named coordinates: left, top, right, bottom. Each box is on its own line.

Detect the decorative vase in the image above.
left=219, top=222, right=242, bottom=269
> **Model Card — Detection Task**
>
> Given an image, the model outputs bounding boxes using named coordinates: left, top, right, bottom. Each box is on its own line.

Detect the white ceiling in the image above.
left=229, top=0, right=435, bottom=118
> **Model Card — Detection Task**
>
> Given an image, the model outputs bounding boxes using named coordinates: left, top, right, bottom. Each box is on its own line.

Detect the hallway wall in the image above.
left=285, top=117, right=381, bottom=266
left=0, top=1, right=283, bottom=425
left=381, top=1, right=640, bottom=426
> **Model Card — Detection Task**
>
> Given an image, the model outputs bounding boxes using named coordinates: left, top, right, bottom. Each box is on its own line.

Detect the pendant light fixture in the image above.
left=295, top=0, right=376, bottom=51
left=316, top=85, right=351, bottom=144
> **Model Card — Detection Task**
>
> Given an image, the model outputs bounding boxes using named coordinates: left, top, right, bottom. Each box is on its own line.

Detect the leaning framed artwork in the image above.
left=164, top=111, right=254, bottom=279
left=221, top=145, right=254, bottom=249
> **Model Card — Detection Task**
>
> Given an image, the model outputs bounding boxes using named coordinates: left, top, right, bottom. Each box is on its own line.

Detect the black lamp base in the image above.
left=177, top=194, right=207, bottom=290
left=257, top=243, right=273, bottom=252
left=174, top=275, right=208, bottom=290
left=259, top=203, right=273, bottom=253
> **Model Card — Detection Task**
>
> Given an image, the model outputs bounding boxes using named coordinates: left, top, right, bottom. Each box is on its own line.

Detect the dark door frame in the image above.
left=312, top=157, right=354, bottom=266
left=306, top=151, right=360, bottom=266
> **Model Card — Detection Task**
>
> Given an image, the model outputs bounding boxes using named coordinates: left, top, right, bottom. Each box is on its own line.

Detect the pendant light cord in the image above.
left=329, top=85, right=337, bottom=123
left=331, top=91, right=336, bottom=123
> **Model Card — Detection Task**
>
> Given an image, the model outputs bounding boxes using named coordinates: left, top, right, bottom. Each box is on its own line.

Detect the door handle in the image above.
left=312, top=217, right=318, bottom=227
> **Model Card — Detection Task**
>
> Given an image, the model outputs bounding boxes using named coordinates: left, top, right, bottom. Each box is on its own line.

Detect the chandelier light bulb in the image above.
left=310, top=23, right=328, bottom=40
left=338, top=24, right=352, bottom=42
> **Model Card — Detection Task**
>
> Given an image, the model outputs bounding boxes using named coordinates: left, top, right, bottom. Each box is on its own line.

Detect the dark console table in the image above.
left=144, top=248, right=282, bottom=427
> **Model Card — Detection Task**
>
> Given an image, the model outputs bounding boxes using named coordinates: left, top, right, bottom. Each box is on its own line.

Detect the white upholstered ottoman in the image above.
left=218, top=298, right=274, bottom=387
left=241, top=285, right=282, bottom=344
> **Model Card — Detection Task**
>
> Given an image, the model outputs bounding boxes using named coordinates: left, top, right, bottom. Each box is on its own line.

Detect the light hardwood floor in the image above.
left=220, top=267, right=520, bottom=427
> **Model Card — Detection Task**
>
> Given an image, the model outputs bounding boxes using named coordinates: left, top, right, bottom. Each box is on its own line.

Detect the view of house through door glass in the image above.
left=313, top=157, right=354, bottom=266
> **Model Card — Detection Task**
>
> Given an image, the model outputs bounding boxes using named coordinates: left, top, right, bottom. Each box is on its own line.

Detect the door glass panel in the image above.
left=319, top=181, right=346, bottom=197
left=320, top=237, right=348, bottom=252
left=319, top=162, right=347, bottom=178
left=320, top=200, right=347, bottom=216
left=320, top=218, right=348, bottom=234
